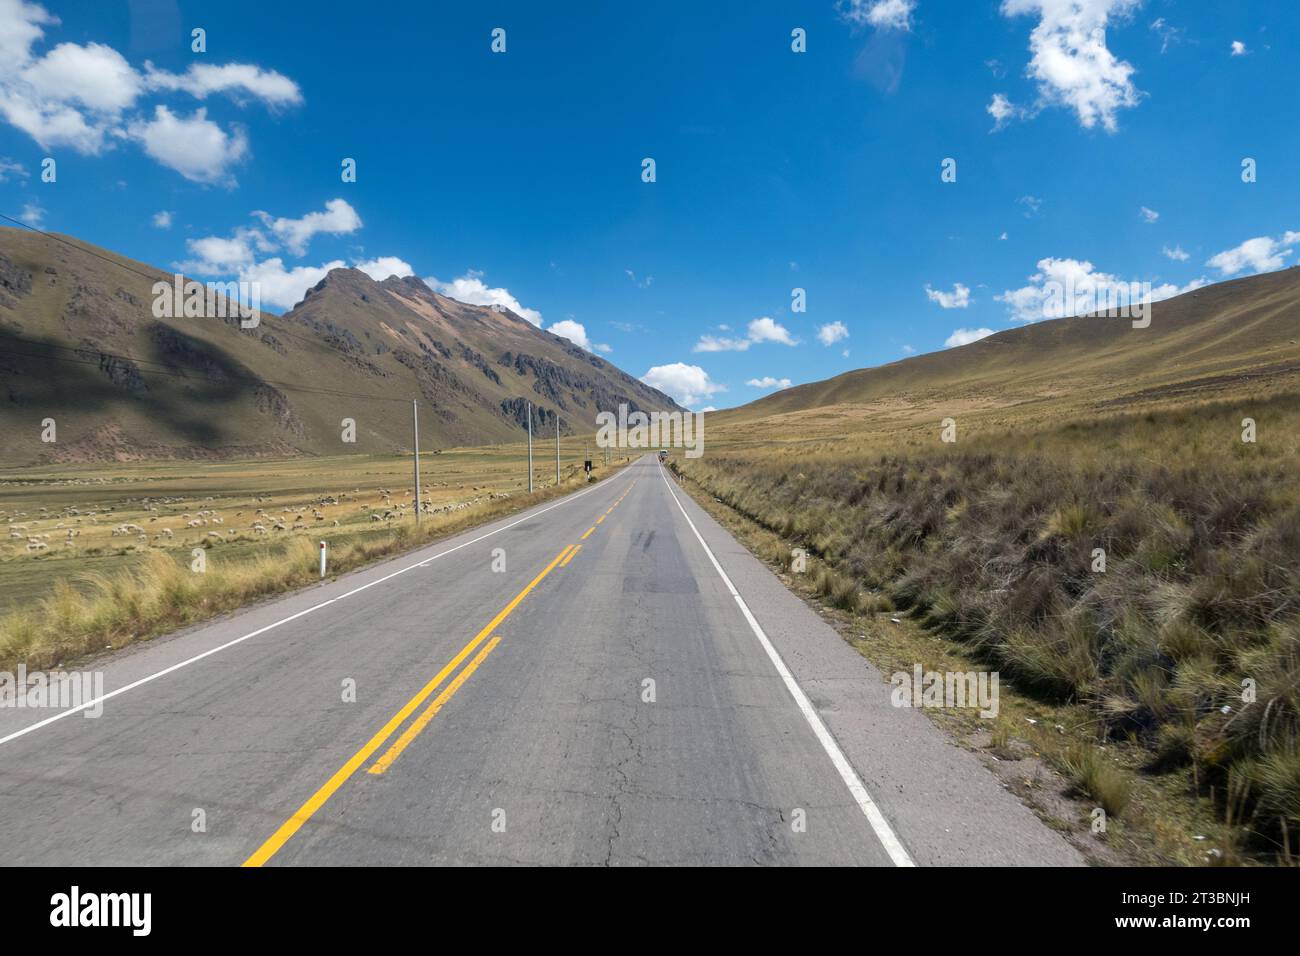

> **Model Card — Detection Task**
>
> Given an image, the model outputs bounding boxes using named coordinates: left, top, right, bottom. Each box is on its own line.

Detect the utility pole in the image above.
left=526, top=400, right=534, bottom=492
left=412, top=399, right=421, bottom=525
left=555, top=415, right=560, bottom=486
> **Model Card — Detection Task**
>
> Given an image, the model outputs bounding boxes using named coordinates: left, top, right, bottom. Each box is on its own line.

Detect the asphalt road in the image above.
left=0, top=455, right=1081, bottom=866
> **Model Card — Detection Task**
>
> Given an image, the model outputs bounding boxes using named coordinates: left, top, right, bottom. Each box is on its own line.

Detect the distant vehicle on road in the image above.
left=658, top=449, right=668, bottom=462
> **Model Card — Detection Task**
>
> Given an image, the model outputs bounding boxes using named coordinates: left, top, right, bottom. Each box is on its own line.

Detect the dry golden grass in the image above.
left=677, top=381, right=1300, bottom=861
left=0, top=453, right=628, bottom=671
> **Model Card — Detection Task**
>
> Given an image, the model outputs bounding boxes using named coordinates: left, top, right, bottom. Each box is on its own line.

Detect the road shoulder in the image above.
left=662, top=465, right=1084, bottom=866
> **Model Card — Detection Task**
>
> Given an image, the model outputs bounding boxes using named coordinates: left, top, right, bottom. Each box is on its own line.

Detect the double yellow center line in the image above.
left=241, top=477, right=637, bottom=867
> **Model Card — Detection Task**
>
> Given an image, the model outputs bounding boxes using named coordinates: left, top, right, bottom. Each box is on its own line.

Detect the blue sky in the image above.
left=1, top=0, right=1297, bottom=410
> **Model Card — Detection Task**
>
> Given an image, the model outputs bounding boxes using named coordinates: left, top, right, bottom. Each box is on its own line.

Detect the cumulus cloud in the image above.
left=175, top=226, right=270, bottom=274
left=174, top=200, right=412, bottom=310
left=694, top=316, right=798, bottom=352
left=22, top=40, right=140, bottom=112
left=1139, top=206, right=1159, bottom=223
left=151, top=210, right=172, bottom=229
left=944, top=327, right=995, bottom=347
left=999, top=0, right=1142, bottom=132
left=142, top=62, right=301, bottom=106
left=354, top=255, right=413, bottom=281
left=746, top=376, right=792, bottom=390
left=641, top=363, right=725, bottom=408
left=816, top=321, right=849, bottom=346
left=1162, top=244, right=1189, bottom=261
left=997, top=256, right=1208, bottom=322
left=925, top=282, right=971, bottom=309
left=1206, top=231, right=1300, bottom=277
left=1230, top=40, right=1247, bottom=57
left=242, top=257, right=345, bottom=311
left=128, top=105, right=248, bottom=185
left=547, top=318, right=610, bottom=353
left=987, top=92, right=1026, bottom=129
left=255, top=198, right=362, bottom=256
left=427, top=270, right=542, bottom=326
left=839, top=0, right=916, bottom=31
left=0, top=1, right=299, bottom=172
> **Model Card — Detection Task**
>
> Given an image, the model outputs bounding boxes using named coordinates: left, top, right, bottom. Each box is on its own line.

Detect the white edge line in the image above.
left=0, top=468, right=633, bottom=748
left=657, top=463, right=917, bottom=867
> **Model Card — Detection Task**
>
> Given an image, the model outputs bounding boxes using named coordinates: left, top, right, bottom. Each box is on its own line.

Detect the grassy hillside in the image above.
left=717, top=265, right=1300, bottom=427
left=674, top=269, right=1300, bottom=862
left=0, top=226, right=679, bottom=465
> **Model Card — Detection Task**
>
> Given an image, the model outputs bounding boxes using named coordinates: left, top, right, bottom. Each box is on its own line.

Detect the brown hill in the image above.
left=718, top=267, right=1300, bottom=428
left=0, top=227, right=678, bottom=465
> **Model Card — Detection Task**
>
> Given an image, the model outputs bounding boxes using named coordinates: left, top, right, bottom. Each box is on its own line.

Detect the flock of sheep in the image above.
left=3, top=485, right=513, bottom=558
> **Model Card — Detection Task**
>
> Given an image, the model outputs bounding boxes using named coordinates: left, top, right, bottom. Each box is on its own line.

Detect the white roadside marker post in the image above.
left=319, top=540, right=327, bottom=578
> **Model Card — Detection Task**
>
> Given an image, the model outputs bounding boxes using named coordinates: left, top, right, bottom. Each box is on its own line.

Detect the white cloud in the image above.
left=1162, top=244, right=1189, bottom=261
left=1018, top=195, right=1043, bottom=217
left=693, top=334, right=749, bottom=352
left=354, top=255, right=413, bottom=281
left=241, top=257, right=344, bottom=311
left=1230, top=40, right=1247, bottom=57
left=987, top=92, right=1025, bottom=129
left=255, top=198, right=362, bottom=255
left=0, top=0, right=53, bottom=67
left=999, top=0, right=1142, bottom=132
left=1139, top=206, right=1159, bottom=223
left=640, top=363, right=726, bottom=408
left=179, top=200, right=366, bottom=276
left=748, top=316, right=797, bottom=345
left=746, top=376, right=792, bottom=390
left=427, top=270, right=542, bottom=326
left=128, top=105, right=248, bottom=185
left=0, top=157, right=26, bottom=181
left=20, top=200, right=43, bottom=226
left=839, top=0, right=916, bottom=31
left=925, top=282, right=971, bottom=309
left=901, top=344, right=917, bottom=355
left=0, top=3, right=138, bottom=154
left=944, top=327, right=995, bottom=347
left=694, top=316, right=798, bottom=352
left=1206, top=232, right=1299, bottom=277
left=547, top=318, right=610, bottom=354
left=0, top=0, right=300, bottom=170
left=176, top=226, right=273, bottom=274
left=142, top=62, right=302, bottom=106
left=151, top=209, right=172, bottom=229
left=817, top=321, right=850, bottom=346
left=997, top=256, right=1208, bottom=322
left=21, top=41, right=140, bottom=112
left=623, top=268, right=653, bottom=288
left=1150, top=17, right=1183, bottom=54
